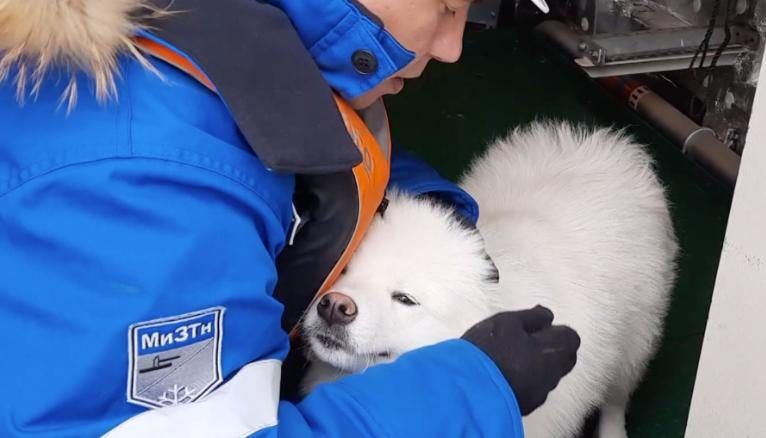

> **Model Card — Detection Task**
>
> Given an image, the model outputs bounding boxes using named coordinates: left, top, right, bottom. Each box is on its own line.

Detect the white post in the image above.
left=684, top=51, right=766, bottom=436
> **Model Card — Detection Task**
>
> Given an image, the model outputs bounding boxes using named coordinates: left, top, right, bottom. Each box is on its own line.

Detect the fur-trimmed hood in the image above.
left=0, top=0, right=163, bottom=108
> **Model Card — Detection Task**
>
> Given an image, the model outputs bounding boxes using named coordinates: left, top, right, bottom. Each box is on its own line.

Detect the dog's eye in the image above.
left=392, top=292, right=419, bottom=306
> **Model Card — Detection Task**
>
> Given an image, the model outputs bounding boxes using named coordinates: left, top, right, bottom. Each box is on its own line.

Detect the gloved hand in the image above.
left=462, top=305, right=580, bottom=416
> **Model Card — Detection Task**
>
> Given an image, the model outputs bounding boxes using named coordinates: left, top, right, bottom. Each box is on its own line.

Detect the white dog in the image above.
left=299, top=121, right=679, bottom=438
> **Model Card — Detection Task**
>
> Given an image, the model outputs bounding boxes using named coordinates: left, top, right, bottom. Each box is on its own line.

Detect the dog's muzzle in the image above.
left=317, top=292, right=358, bottom=326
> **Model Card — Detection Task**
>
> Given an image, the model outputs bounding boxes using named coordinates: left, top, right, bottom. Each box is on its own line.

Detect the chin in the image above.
left=300, top=334, right=396, bottom=395
left=308, top=337, right=365, bottom=372
left=349, top=92, right=383, bottom=110
left=308, top=334, right=394, bottom=372
left=349, top=79, right=404, bottom=109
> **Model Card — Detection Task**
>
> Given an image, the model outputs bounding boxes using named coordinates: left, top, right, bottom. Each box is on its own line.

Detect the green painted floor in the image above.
left=383, top=27, right=734, bottom=437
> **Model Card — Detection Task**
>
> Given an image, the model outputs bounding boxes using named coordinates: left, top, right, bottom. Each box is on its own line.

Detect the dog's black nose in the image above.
left=317, top=292, right=358, bottom=326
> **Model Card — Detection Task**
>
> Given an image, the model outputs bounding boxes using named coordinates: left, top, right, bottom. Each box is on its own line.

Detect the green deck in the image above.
left=384, top=27, right=733, bottom=437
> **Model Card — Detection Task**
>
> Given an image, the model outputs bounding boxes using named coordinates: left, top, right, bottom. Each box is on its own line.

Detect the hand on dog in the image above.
left=462, top=305, right=580, bottom=416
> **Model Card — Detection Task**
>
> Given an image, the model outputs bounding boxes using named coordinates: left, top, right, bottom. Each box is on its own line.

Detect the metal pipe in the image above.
left=603, top=76, right=740, bottom=186
left=532, top=20, right=740, bottom=186
left=638, top=90, right=740, bottom=186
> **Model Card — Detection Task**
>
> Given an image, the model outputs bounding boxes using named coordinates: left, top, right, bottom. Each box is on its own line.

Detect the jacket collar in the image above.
left=141, top=0, right=406, bottom=174
left=267, top=0, right=415, bottom=100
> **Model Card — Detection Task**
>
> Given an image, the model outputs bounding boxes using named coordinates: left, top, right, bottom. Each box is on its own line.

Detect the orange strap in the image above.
left=135, top=36, right=217, bottom=92
left=316, top=97, right=391, bottom=297
left=133, top=36, right=392, bottom=336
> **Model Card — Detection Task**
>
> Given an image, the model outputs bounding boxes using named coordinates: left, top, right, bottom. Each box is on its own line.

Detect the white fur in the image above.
left=0, top=0, right=165, bottom=109
left=301, top=120, right=679, bottom=438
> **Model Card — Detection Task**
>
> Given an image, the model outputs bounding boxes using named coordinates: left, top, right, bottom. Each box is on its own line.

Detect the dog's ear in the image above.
left=424, top=195, right=476, bottom=231
left=376, top=197, right=389, bottom=218
left=419, top=194, right=500, bottom=283
left=483, top=253, right=500, bottom=284
left=443, top=205, right=500, bottom=284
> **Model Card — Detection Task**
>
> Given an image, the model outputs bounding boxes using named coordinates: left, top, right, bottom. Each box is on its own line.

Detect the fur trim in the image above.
left=0, top=0, right=168, bottom=110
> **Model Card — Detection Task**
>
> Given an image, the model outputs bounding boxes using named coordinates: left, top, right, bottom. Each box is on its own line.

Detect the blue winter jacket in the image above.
left=0, top=0, right=523, bottom=436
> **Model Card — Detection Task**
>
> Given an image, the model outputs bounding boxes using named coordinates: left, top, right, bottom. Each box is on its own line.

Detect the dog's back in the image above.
left=459, top=121, right=679, bottom=437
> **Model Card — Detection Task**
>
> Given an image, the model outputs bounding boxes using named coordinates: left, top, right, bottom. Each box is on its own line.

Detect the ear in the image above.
left=376, top=197, right=389, bottom=218
left=420, top=194, right=477, bottom=232
left=420, top=194, right=500, bottom=283
left=483, top=253, right=500, bottom=283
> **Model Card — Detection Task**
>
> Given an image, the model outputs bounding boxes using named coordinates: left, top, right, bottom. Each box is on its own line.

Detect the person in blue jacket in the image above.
left=0, top=0, right=579, bottom=436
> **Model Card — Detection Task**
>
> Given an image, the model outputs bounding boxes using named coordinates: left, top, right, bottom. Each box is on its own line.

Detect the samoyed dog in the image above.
left=300, top=121, right=679, bottom=438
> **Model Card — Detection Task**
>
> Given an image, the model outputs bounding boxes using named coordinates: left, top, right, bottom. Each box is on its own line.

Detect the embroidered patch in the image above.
left=127, top=307, right=225, bottom=409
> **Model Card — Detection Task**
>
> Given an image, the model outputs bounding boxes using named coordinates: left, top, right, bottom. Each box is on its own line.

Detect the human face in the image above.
left=350, top=0, right=472, bottom=108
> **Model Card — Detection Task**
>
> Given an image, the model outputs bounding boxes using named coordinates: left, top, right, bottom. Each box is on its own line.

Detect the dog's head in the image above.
left=301, top=190, right=500, bottom=373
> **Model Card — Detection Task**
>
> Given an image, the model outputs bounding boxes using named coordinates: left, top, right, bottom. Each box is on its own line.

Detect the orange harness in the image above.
left=134, top=36, right=391, bottom=336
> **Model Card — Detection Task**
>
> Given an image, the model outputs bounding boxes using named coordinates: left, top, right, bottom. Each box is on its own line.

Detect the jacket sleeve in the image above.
left=388, top=147, right=479, bottom=224
left=107, top=341, right=524, bottom=438
left=274, top=339, right=524, bottom=437
left=0, top=156, right=522, bottom=437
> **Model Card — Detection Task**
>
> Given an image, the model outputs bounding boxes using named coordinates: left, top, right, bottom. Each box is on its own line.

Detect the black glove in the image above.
left=462, top=305, right=580, bottom=416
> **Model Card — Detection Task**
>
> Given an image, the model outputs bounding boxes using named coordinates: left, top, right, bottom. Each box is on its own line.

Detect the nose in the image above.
left=430, top=8, right=468, bottom=63
left=317, top=292, right=358, bottom=326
